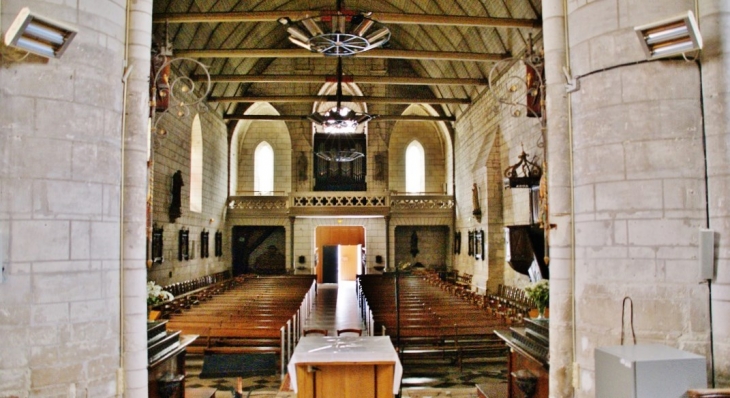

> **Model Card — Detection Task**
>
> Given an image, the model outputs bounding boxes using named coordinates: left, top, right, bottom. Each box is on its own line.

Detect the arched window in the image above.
left=255, top=141, right=274, bottom=195
left=190, top=114, right=203, bottom=212
left=406, top=140, right=425, bottom=194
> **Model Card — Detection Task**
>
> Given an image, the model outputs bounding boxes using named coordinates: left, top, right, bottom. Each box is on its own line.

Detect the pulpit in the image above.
left=287, top=336, right=402, bottom=398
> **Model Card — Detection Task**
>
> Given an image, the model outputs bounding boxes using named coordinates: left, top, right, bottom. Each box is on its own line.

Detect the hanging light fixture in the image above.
left=308, top=56, right=373, bottom=133
left=278, top=0, right=390, bottom=56
left=310, top=57, right=371, bottom=162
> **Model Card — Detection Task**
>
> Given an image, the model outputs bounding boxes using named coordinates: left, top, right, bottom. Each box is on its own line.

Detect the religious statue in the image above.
left=374, top=152, right=386, bottom=181
left=410, top=231, right=419, bottom=258
left=472, top=183, right=482, bottom=222
left=169, top=170, right=183, bottom=222
left=297, top=152, right=308, bottom=182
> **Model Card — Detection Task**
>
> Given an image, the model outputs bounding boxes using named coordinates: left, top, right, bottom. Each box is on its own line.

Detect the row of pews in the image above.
left=357, top=273, right=509, bottom=369
left=150, top=271, right=232, bottom=319
left=162, top=275, right=317, bottom=377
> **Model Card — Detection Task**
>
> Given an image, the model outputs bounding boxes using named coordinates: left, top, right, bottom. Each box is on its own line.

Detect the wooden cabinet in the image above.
left=495, top=319, right=549, bottom=398
left=147, top=321, right=198, bottom=398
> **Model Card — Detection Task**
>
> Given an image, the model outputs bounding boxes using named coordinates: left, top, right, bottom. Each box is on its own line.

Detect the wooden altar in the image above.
left=287, top=336, right=402, bottom=398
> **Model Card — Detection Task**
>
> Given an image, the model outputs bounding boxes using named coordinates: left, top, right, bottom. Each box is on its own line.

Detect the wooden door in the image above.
left=339, top=245, right=359, bottom=281
left=322, top=246, right=339, bottom=283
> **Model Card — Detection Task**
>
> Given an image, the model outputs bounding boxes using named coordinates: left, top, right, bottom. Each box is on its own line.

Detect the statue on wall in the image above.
left=410, top=231, right=419, bottom=258
left=374, top=152, right=386, bottom=181
left=169, top=170, right=183, bottom=222
left=472, top=183, right=482, bottom=222
left=298, top=152, right=308, bottom=182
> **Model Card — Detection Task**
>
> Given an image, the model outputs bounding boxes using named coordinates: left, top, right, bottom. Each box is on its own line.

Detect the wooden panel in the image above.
left=320, top=365, right=375, bottom=398
left=375, top=364, right=394, bottom=398
left=507, top=349, right=548, bottom=398
left=296, top=363, right=395, bottom=398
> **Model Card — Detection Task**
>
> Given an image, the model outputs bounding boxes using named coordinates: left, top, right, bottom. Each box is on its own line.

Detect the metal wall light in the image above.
left=3, top=7, right=77, bottom=59
left=635, top=11, right=702, bottom=60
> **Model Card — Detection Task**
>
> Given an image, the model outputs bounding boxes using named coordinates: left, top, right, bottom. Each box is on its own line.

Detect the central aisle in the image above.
left=302, top=280, right=365, bottom=336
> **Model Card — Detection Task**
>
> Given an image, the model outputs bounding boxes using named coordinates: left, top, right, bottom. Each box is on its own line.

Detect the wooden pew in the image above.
left=163, top=275, right=316, bottom=377
left=358, top=274, right=508, bottom=369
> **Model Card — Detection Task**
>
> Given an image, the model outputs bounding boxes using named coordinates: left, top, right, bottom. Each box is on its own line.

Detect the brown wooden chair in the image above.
left=303, top=328, right=328, bottom=336
left=688, top=389, right=730, bottom=398
left=336, top=328, right=362, bottom=336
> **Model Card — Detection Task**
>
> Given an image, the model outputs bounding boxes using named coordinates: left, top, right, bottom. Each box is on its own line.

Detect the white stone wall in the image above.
left=149, top=82, right=230, bottom=285
left=0, top=1, right=129, bottom=396
left=389, top=113, right=448, bottom=194
left=235, top=119, right=292, bottom=195
left=454, top=60, right=544, bottom=293
left=560, top=0, right=721, bottom=395
left=699, top=0, right=730, bottom=386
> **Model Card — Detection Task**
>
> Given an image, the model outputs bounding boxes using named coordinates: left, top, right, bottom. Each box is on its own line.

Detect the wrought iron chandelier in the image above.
left=308, top=56, right=373, bottom=133
left=277, top=0, right=391, bottom=56
left=311, top=58, right=370, bottom=162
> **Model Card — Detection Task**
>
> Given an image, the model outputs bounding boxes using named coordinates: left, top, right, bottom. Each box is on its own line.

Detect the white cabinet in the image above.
left=595, top=344, right=706, bottom=398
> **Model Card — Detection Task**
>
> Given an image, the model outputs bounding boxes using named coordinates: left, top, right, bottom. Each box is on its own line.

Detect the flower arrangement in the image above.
left=147, top=281, right=174, bottom=306
left=524, top=279, right=549, bottom=313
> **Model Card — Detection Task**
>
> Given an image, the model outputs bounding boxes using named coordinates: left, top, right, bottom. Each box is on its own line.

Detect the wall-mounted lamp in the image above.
left=635, top=11, right=702, bottom=60
left=3, top=7, right=77, bottom=59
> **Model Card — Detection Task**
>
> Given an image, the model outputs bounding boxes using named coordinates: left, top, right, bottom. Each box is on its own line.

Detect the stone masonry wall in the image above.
left=389, top=112, right=448, bottom=194
left=234, top=118, right=292, bottom=195
left=454, top=60, right=544, bottom=293
left=564, top=0, right=717, bottom=395
left=0, top=1, right=128, bottom=396
left=148, top=71, right=230, bottom=286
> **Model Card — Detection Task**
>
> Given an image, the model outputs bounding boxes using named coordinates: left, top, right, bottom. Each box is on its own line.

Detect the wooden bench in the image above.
left=358, top=274, right=508, bottom=369
left=163, top=276, right=316, bottom=376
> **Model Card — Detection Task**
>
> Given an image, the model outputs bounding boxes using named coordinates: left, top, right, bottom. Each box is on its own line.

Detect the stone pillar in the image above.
left=542, top=0, right=574, bottom=396
left=699, top=0, right=730, bottom=387
left=564, top=1, right=708, bottom=397
left=0, top=0, right=131, bottom=396
left=123, top=1, right=153, bottom=396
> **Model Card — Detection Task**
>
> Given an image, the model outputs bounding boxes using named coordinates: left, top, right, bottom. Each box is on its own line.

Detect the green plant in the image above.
left=524, top=280, right=549, bottom=311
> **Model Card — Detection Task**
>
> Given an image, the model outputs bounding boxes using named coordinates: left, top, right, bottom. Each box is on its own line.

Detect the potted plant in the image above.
left=524, top=280, right=549, bottom=319
left=147, top=281, right=174, bottom=307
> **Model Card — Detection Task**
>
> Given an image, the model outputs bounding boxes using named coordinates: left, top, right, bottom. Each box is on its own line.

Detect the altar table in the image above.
left=287, top=335, right=403, bottom=398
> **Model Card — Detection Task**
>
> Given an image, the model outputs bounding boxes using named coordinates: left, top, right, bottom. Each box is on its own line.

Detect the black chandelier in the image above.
left=308, top=56, right=373, bottom=133
left=310, top=58, right=371, bottom=162
left=278, top=0, right=391, bottom=56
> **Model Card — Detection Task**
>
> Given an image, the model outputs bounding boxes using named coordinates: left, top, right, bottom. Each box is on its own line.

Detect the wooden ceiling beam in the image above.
left=152, top=11, right=540, bottom=29
left=193, top=74, right=488, bottom=86
left=175, top=48, right=507, bottom=62
left=223, top=115, right=456, bottom=122
left=208, top=95, right=471, bottom=105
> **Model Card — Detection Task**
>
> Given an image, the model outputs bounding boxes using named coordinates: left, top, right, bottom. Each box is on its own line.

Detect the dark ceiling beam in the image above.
left=224, top=115, right=456, bottom=122
left=193, top=74, right=488, bottom=86
left=208, top=95, right=471, bottom=105
left=152, top=11, right=540, bottom=29
left=174, top=48, right=507, bottom=62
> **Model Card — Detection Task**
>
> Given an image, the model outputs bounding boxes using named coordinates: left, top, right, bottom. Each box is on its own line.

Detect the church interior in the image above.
left=0, top=0, right=729, bottom=397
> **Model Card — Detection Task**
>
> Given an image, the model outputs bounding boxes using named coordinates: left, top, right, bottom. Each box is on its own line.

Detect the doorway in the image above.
left=315, top=226, right=365, bottom=283
left=231, top=226, right=285, bottom=276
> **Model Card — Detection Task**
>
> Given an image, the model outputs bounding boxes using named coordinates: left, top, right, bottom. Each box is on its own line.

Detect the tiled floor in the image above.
left=184, top=281, right=507, bottom=397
